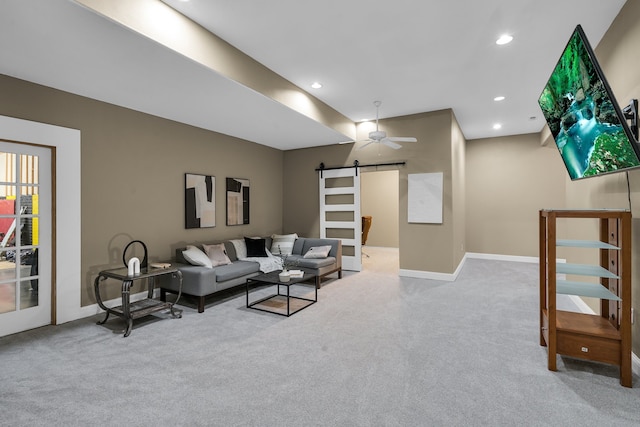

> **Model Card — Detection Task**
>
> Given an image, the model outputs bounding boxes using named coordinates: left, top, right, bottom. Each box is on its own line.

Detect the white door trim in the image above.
left=0, top=142, right=52, bottom=336
left=0, top=115, right=81, bottom=331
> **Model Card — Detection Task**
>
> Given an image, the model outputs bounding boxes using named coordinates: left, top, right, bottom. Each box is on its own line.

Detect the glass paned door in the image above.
left=0, top=142, right=51, bottom=336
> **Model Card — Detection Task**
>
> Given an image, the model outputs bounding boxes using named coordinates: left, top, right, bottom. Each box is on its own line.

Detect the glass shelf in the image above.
left=556, top=280, right=621, bottom=301
left=556, top=239, right=619, bottom=250
left=556, top=263, right=619, bottom=279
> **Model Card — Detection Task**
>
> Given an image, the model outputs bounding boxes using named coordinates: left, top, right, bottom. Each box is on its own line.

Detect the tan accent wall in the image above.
left=0, top=74, right=284, bottom=305
left=465, top=133, right=566, bottom=256
left=283, top=109, right=463, bottom=274
left=361, top=170, right=399, bottom=248
left=451, top=115, right=466, bottom=266
left=557, top=0, right=640, bottom=354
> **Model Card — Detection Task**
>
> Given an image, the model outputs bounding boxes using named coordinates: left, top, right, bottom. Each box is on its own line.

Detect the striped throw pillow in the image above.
left=270, top=233, right=298, bottom=256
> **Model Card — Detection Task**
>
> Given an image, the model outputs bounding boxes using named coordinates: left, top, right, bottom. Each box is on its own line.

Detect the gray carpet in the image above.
left=2, top=250, right=640, bottom=427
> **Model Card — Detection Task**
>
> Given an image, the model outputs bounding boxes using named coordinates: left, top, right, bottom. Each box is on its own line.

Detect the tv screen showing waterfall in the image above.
left=538, top=24, right=640, bottom=180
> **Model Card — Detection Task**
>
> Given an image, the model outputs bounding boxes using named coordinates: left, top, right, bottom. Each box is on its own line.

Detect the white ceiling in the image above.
left=0, top=0, right=628, bottom=149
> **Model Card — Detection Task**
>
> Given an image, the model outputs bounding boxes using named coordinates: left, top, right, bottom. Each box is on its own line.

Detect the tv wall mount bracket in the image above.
left=623, top=99, right=638, bottom=142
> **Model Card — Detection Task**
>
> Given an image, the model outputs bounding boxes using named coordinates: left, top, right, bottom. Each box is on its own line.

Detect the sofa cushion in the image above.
left=203, top=243, right=232, bottom=267
left=245, top=237, right=268, bottom=257
left=214, top=260, right=261, bottom=282
left=303, top=245, right=332, bottom=259
left=173, top=264, right=218, bottom=294
left=182, top=245, right=212, bottom=268
left=288, top=255, right=336, bottom=269
left=270, top=233, right=298, bottom=256
left=292, top=238, right=338, bottom=257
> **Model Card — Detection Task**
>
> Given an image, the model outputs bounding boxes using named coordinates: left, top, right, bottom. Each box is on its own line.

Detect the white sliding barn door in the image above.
left=319, top=167, right=361, bottom=271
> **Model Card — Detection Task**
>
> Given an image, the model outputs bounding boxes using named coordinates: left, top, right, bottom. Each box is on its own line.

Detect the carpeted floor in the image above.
left=1, top=247, right=640, bottom=426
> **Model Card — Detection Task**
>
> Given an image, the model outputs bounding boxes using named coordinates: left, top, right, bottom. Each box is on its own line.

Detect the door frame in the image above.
left=0, top=115, right=81, bottom=333
left=0, top=141, right=52, bottom=335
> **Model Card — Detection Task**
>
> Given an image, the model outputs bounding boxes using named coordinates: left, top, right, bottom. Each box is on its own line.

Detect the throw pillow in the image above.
left=270, top=233, right=298, bottom=256
left=303, top=245, right=332, bottom=259
left=244, top=237, right=268, bottom=257
left=230, top=239, right=247, bottom=259
left=203, top=243, right=232, bottom=267
left=182, top=245, right=213, bottom=268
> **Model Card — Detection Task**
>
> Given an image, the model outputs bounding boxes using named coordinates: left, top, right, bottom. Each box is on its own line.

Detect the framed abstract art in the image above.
left=226, top=177, right=249, bottom=225
left=185, top=173, right=215, bottom=229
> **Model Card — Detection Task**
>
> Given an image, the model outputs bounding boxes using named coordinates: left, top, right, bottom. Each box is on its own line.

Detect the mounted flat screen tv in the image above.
left=538, top=24, right=640, bottom=180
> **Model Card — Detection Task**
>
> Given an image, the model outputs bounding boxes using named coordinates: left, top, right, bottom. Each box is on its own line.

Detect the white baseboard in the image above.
left=466, top=252, right=539, bottom=264
left=399, top=253, right=468, bottom=282
left=401, top=252, right=640, bottom=375
left=76, top=290, right=156, bottom=319
left=565, top=294, right=595, bottom=314
left=399, top=252, right=540, bottom=281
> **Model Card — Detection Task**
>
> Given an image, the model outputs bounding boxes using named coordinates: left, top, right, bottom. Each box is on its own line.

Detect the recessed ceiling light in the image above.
left=496, top=34, right=513, bottom=45
left=493, top=123, right=502, bottom=130
left=311, top=82, right=322, bottom=89
left=494, top=96, right=505, bottom=102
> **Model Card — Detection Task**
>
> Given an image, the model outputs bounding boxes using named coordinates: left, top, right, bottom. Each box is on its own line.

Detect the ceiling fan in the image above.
left=357, top=101, right=417, bottom=150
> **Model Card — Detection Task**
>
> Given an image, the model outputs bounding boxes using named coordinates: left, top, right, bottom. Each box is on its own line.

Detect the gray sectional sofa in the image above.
left=159, top=237, right=342, bottom=313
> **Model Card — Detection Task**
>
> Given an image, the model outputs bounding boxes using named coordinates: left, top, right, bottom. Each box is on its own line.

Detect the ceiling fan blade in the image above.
left=387, top=137, right=417, bottom=143
left=381, top=138, right=402, bottom=149
left=357, top=140, right=376, bottom=150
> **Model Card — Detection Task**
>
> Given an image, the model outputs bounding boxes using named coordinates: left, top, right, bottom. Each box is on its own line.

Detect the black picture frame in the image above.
left=185, top=173, right=215, bottom=229
left=226, top=177, right=249, bottom=226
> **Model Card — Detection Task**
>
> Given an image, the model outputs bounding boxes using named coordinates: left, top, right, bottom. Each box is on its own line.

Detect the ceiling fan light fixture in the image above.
left=355, top=101, right=417, bottom=150
left=369, top=130, right=386, bottom=140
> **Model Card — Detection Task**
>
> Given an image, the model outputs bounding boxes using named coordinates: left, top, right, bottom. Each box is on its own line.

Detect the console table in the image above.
left=94, top=266, right=183, bottom=337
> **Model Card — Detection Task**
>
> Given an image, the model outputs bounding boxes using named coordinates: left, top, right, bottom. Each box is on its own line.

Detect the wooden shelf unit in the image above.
left=539, top=209, right=632, bottom=387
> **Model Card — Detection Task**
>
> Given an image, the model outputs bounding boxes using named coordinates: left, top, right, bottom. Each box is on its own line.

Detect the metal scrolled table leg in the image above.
left=169, top=270, right=183, bottom=318
left=94, top=274, right=110, bottom=325
left=122, top=279, right=133, bottom=337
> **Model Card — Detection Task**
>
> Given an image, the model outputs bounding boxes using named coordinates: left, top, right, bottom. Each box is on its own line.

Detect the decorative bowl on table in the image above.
left=278, top=271, right=291, bottom=282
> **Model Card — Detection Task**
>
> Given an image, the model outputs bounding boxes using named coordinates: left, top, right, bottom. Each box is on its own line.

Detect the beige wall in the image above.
left=361, top=170, right=399, bottom=247
left=4, top=0, right=638, bottom=350
left=467, top=1, right=640, bottom=355
left=284, top=109, right=464, bottom=274
left=558, top=0, right=640, bottom=354
left=0, top=75, right=284, bottom=305
left=465, top=133, right=566, bottom=256
left=451, top=115, right=466, bottom=264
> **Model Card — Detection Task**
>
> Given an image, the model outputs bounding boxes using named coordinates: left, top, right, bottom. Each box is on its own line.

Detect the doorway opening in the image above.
left=360, top=169, right=399, bottom=274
